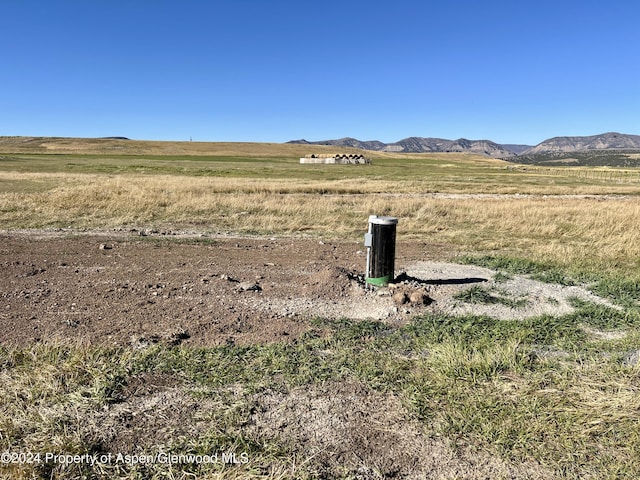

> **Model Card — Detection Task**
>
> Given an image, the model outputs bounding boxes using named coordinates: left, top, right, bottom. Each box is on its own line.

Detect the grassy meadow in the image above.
left=1, top=137, right=640, bottom=479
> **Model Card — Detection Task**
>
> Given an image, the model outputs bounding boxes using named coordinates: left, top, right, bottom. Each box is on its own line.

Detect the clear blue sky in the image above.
left=2, top=0, right=639, bottom=145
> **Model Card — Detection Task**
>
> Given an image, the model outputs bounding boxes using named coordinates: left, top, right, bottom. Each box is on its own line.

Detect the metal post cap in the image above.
left=368, top=215, right=398, bottom=225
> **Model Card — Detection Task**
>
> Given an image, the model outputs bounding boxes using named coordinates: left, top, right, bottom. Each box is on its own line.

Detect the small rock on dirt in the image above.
left=393, top=290, right=410, bottom=305
left=393, top=286, right=432, bottom=306
left=409, top=289, right=431, bottom=305
left=238, top=282, right=262, bottom=292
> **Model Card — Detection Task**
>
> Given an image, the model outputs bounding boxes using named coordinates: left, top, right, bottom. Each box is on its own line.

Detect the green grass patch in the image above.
left=453, top=285, right=530, bottom=309
left=592, top=274, right=640, bottom=308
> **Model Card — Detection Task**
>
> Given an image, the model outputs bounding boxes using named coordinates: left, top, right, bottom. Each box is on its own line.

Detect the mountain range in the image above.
left=288, top=132, right=640, bottom=158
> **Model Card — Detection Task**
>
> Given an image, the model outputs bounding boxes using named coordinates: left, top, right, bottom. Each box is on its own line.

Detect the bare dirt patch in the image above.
left=71, top=378, right=554, bottom=478
left=87, top=373, right=205, bottom=454
left=0, top=231, right=615, bottom=347
left=0, top=231, right=432, bottom=347
left=248, top=381, right=553, bottom=479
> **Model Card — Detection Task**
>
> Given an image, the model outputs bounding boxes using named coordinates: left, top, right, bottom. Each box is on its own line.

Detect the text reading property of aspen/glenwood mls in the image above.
left=1, top=451, right=250, bottom=466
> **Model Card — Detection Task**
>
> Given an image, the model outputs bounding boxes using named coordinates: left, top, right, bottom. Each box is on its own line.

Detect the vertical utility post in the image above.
left=364, top=215, right=398, bottom=287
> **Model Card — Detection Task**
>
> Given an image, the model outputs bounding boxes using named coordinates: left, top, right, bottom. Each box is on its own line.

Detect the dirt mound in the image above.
left=300, top=266, right=362, bottom=299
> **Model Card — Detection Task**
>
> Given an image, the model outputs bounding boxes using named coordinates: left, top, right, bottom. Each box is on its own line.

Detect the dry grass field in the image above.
left=2, top=137, right=640, bottom=271
left=1, top=137, right=640, bottom=479
left=2, top=172, right=640, bottom=271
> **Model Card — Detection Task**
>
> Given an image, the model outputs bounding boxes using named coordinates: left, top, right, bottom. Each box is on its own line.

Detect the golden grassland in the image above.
left=1, top=172, right=640, bottom=272
left=1, top=137, right=640, bottom=273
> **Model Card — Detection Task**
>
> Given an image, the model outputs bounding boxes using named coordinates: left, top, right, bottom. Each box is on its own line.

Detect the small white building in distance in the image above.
left=300, top=153, right=371, bottom=164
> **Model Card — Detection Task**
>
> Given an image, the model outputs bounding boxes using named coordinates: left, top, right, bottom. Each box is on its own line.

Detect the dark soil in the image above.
left=0, top=231, right=441, bottom=347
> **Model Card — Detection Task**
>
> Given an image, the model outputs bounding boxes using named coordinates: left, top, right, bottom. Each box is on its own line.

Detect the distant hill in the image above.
left=3, top=133, right=639, bottom=165
left=0, top=136, right=370, bottom=158
left=522, top=132, right=640, bottom=154
left=290, top=137, right=387, bottom=151
left=511, top=133, right=640, bottom=167
left=508, top=150, right=640, bottom=167
left=289, top=132, right=640, bottom=164
left=288, top=137, right=521, bottom=157
left=501, top=144, right=531, bottom=155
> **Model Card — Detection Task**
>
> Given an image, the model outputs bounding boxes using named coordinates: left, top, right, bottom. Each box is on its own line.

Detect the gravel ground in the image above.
left=0, top=230, right=615, bottom=347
